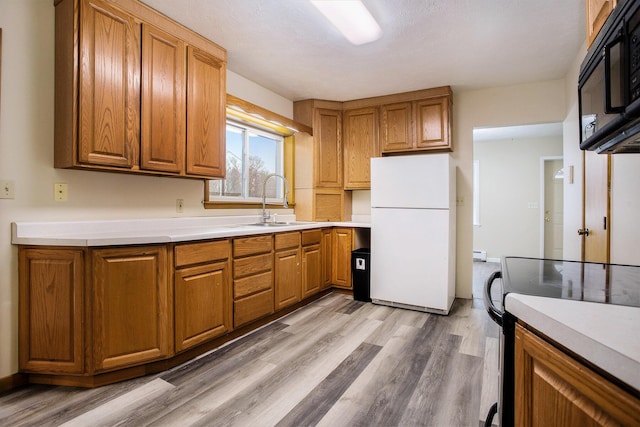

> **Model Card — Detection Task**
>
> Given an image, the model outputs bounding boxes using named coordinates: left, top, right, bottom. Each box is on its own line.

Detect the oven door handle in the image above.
left=484, top=270, right=504, bottom=327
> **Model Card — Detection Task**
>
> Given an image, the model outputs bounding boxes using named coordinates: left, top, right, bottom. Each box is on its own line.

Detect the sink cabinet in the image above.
left=274, top=232, right=302, bottom=310
left=54, top=0, right=226, bottom=179
left=301, top=230, right=323, bottom=298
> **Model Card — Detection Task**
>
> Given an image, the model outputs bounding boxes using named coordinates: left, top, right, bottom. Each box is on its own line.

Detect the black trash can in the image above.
left=351, top=248, right=371, bottom=302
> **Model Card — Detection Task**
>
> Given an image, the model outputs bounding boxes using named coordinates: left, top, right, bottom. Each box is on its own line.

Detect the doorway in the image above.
left=472, top=123, right=563, bottom=297
left=541, top=157, right=564, bottom=259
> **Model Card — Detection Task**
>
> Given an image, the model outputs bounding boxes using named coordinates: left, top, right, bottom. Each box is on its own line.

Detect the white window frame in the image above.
left=208, top=120, right=285, bottom=204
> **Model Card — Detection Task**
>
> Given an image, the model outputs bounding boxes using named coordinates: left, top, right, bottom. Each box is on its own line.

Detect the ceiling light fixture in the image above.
left=310, top=0, right=382, bottom=45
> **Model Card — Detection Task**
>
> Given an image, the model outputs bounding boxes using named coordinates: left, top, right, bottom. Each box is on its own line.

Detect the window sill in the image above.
left=203, top=201, right=296, bottom=210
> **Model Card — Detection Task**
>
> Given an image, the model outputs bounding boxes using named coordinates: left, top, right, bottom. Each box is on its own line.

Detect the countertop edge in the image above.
left=12, top=218, right=370, bottom=247
left=505, top=293, right=640, bottom=392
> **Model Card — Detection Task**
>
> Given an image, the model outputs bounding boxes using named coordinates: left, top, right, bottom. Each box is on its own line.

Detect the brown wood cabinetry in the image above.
left=54, top=0, right=226, bottom=179
left=381, top=95, right=452, bottom=153
left=586, top=0, right=617, bottom=49
left=301, top=230, right=323, bottom=298
left=174, top=240, right=232, bottom=352
left=515, top=323, right=640, bottom=427
left=91, top=246, right=171, bottom=371
left=380, top=102, right=413, bottom=152
left=314, top=108, right=343, bottom=188
left=322, top=229, right=333, bottom=289
left=343, top=107, right=379, bottom=190
left=232, top=235, right=274, bottom=328
left=19, top=248, right=85, bottom=374
left=331, top=228, right=353, bottom=289
left=274, top=232, right=301, bottom=310
left=141, top=24, right=185, bottom=174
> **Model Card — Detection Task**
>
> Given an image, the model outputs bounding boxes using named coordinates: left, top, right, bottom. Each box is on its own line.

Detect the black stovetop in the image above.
left=501, top=257, right=640, bottom=308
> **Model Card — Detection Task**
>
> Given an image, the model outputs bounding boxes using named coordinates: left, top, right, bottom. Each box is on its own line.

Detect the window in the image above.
left=208, top=121, right=285, bottom=203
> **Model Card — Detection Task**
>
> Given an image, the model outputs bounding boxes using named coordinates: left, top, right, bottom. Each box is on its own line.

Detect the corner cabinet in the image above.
left=54, top=0, right=227, bottom=179
left=331, top=228, right=353, bottom=289
left=515, top=323, right=640, bottom=426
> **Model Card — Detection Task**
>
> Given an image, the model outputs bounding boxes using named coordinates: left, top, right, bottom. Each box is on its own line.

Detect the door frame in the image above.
left=539, top=156, right=563, bottom=258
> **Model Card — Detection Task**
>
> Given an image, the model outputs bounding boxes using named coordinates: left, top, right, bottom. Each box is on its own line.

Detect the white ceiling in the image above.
left=141, top=0, right=585, bottom=102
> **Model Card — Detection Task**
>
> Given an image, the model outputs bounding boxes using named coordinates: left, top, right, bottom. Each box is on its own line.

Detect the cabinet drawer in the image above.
left=301, top=229, right=322, bottom=246
left=233, top=252, right=273, bottom=279
left=234, top=270, right=273, bottom=299
left=233, top=235, right=273, bottom=257
left=175, top=240, right=230, bottom=268
left=275, top=232, right=301, bottom=251
left=234, top=288, right=274, bottom=328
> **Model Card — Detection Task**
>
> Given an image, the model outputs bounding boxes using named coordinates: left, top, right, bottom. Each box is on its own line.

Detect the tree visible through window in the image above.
left=209, top=122, right=284, bottom=202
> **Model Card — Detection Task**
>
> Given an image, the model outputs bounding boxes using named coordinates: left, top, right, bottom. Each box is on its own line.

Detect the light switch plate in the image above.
left=0, top=180, right=15, bottom=199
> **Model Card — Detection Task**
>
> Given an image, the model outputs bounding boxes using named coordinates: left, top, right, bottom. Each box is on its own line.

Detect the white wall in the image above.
left=0, top=0, right=293, bottom=378
left=474, top=136, right=563, bottom=260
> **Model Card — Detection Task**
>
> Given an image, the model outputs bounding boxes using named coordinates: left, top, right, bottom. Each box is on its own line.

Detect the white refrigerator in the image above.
left=370, top=154, right=456, bottom=314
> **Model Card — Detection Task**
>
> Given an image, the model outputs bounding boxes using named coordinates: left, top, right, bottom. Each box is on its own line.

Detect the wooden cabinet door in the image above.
left=141, top=24, right=185, bottom=174
left=322, top=229, right=333, bottom=289
left=414, top=97, right=451, bottom=151
left=19, top=248, right=85, bottom=374
left=186, top=46, right=226, bottom=178
left=515, top=324, right=640, bottom=427
left=92, top=246, right=171, bottom=372
left=343, top=107, right=379, bottom=189
left=381, top=102, right=413, bottom=152
left=275, top=248, right=301, bottom=310
left=79, top=0, right=140, bottom=168
left=302, top=244, right=322, bottom=298
left=587, top=0, right=617, bottom=48
left=314, top=108, right=342, bottom=188
left=331, top=228, right=353, bottom=289
left=175, top=260, right=231, bottom=352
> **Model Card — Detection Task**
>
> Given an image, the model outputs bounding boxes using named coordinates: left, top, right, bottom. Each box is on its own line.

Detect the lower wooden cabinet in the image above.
left=515, top=323, right=640, bottom=427
left=274, top=232, right=301, bottom=310
left=92, top=246, right=171, bottom=371
left=301, top=230, right=322, bottom=298
left=331, top=228, right=353, bottom=289
left=232, top=235, right=274, bottom=328
left=17, top=226, right=357, bottom=386
left=19, top=248, right=85, bottom=374
left=174, top=240, right=231, bottom=352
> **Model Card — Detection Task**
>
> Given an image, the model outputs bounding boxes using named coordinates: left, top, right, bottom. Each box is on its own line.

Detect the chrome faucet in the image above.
left=261, top=173, right=289, bottom=223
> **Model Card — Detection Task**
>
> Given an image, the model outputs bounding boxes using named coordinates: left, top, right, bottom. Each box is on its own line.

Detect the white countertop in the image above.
left=505, top=293, right=640, bottom=392
left=11, top=216, right=371, bottom=247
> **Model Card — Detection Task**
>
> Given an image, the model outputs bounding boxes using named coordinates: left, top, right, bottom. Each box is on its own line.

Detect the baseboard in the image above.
left=486, top=257, right=501, bottom=263
left=0, top=373, right=28, bottom=394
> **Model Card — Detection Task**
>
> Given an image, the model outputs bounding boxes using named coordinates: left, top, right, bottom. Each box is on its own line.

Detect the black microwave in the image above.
left=579, top=0, right=640, bottom=153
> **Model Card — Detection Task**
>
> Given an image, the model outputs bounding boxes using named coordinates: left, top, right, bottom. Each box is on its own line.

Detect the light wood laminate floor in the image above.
left=1, top=263, right=501, bottom=427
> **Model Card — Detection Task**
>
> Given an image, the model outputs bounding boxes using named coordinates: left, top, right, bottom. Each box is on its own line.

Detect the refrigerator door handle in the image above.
left=484, top=270, right=504, bottom=327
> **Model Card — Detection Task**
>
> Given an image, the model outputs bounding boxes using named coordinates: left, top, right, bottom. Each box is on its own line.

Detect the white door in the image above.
left=543, top=159, right=564, bottom=259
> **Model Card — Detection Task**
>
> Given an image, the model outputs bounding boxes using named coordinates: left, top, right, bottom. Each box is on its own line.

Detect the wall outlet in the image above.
left=0, top=180, right=15, bottom=199
left=456, top=197, right=464, bottom=206
left=54, top=183, right=68, bottom=201
left=176, top=198, right=184, bottom=213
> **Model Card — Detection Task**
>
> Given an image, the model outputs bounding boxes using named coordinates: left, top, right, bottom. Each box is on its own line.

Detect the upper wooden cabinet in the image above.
left=381, top=95, right=452, bottom=153
left=586, top=0, right=617, bottom=49
left=141, top=24, right=185, bottom=174
left=343, top=107, right=379, bottom=190
left=54, top=0, right=227, bottom=179
left=380, top=102, right=413, bottom=152
left=315, top=108, right=343, bottom=188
